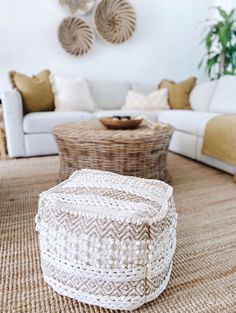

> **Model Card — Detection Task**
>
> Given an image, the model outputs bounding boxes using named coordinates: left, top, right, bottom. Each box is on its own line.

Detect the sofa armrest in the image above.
left=1, top=90, right=26, bottom=157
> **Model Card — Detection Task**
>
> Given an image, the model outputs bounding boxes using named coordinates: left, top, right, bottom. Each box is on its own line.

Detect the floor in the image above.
left=0, top=153, right=236, bottom=313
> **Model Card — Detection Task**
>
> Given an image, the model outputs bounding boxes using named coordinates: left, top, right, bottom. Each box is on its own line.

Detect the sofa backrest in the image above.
left=209, top=75, right=236, bottom=114
left=87, top=80, right=157, bottom=110
left=131, top=82, right=158, bottom=94
left=87, top=79, right=131, bottom=110
left=190, top=80, right=218, bottom=112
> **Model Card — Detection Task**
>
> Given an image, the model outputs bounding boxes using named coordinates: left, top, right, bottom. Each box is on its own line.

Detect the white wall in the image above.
left=0, top=0, right=230, bottom=93
left=214, top=0, right=235, bottom=11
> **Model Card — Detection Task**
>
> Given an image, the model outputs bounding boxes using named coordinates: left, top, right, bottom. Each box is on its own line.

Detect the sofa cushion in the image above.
left=94, top=110, right=159, bottom=122
left=23, top=111, right=94, bottom=134
left=159, top=77, right=197, bottom=110
left=50, top=75, right=95, bottom=112
left=122, top=89, right=169, bottom=111
left=190, top=80, right=218, bottom=112
left=158, top=110, right=219, bottom=136
left=9, top=70, right=54, bottom=113
left=87, top=80, right=131, bottom=110
left=209, top=75, right=236, bottom=113
left=131, top=82, right=157, bottom=94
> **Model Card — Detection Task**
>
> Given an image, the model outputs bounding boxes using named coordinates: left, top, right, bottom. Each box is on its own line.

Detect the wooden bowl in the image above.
left=99, top=118, right=143, bottom=130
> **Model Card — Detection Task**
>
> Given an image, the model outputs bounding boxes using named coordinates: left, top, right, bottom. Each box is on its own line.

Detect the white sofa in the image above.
left=2, top=76, right=236, bottom=175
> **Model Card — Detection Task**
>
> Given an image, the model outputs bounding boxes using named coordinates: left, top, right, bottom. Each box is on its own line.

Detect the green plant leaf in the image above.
left=229, top=9, right=235, bottom=19
left=198, top=59, right=204, bottom=69
left=207, top=54, right=220, bottom=77
left=217, top=7, right=229, bottom=21
left=199, top=6, right=236, bottom=78
left=205, top=31, right=214, bottom=50
left=224, top=70, right=235, bottom=75
left=219, top=25, right=229, bottom=49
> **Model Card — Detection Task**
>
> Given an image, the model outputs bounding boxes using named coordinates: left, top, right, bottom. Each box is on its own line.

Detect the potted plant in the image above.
left=199, top=7, right=236, bottom=79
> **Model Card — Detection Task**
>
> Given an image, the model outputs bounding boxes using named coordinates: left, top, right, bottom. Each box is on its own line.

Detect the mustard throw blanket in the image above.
left=203, top=115, right=236, bottom=166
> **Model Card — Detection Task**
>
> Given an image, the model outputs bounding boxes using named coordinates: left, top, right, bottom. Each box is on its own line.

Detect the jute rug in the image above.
left=0, top=153, right=236, bottom=313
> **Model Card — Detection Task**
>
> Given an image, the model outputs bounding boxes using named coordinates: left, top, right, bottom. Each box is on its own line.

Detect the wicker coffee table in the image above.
left=53, top=120, right=173, bottom=182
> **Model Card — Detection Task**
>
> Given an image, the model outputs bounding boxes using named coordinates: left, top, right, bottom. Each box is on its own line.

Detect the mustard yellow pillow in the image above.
left=9, top=70, right=54, bottom=113
left=159, top=77, right=196, bottom=110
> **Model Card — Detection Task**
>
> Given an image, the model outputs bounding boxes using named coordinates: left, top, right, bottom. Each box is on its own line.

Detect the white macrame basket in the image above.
left=36, top=169, right=177, bottom=310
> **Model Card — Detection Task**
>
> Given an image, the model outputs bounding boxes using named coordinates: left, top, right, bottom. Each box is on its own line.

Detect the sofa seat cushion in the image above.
left=158, top=110, right=219, bottom=136
left=94, top=109, right=159, bottom=122
left=23, top=111, right=94, bottom=134
left=197, top=113, right=222, bottom=137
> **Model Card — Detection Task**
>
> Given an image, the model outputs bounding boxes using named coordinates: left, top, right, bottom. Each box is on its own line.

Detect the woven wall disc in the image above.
left=58, top=16, right=95, bottom=56
left=59, top=0, right=95, bottom=15
left=94, top=0, right=136, bottom=44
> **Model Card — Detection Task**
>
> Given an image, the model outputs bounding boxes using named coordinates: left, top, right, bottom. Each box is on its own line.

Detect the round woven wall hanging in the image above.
left=58, top=16, right=95, bottom=56
left=94, top=0, right=136, bottom=44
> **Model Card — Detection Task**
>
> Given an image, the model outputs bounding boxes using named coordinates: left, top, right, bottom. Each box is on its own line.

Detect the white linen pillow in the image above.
left=50, top=75, right=95, bottom=112
left=122, top=89, right=169, bottom=111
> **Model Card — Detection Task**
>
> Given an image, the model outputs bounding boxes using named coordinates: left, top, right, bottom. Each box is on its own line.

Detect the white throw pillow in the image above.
left=209, top=75, right=236, bottom=113
left=50, top=75, right=95, bottom=112
left=190, top=80, right=218, bottom=112
left=122, top=89, right=169, bottom=111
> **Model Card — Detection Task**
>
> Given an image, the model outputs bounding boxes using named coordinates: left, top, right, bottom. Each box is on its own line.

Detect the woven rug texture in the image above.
left=0, top=153, right=236, bottom=313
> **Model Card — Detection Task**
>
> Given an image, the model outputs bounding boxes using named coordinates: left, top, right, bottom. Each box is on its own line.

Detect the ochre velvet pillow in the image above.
left=159, top=77, right=197, bottom=110
left=9, top=70, right=54, bottom=113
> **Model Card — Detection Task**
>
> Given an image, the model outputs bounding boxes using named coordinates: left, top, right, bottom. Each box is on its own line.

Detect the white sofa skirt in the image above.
left=169, top=131, right=198, bottom=160
left=25, top=134, right=58, bottom=156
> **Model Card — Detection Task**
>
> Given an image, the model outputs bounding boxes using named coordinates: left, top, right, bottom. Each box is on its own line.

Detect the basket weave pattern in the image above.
left=36, top=169, right=177, bottom=310
left=59, top=0, right=95, bottom=15
left=94, top=0, right=136, bottom=44
left=53, top=121, right=173, bottom=182
left=58, top=16, right=94, bottom=56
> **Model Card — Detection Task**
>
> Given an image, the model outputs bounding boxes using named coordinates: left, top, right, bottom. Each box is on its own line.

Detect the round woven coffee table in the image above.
left=53, top=120, right=173, bottom=182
